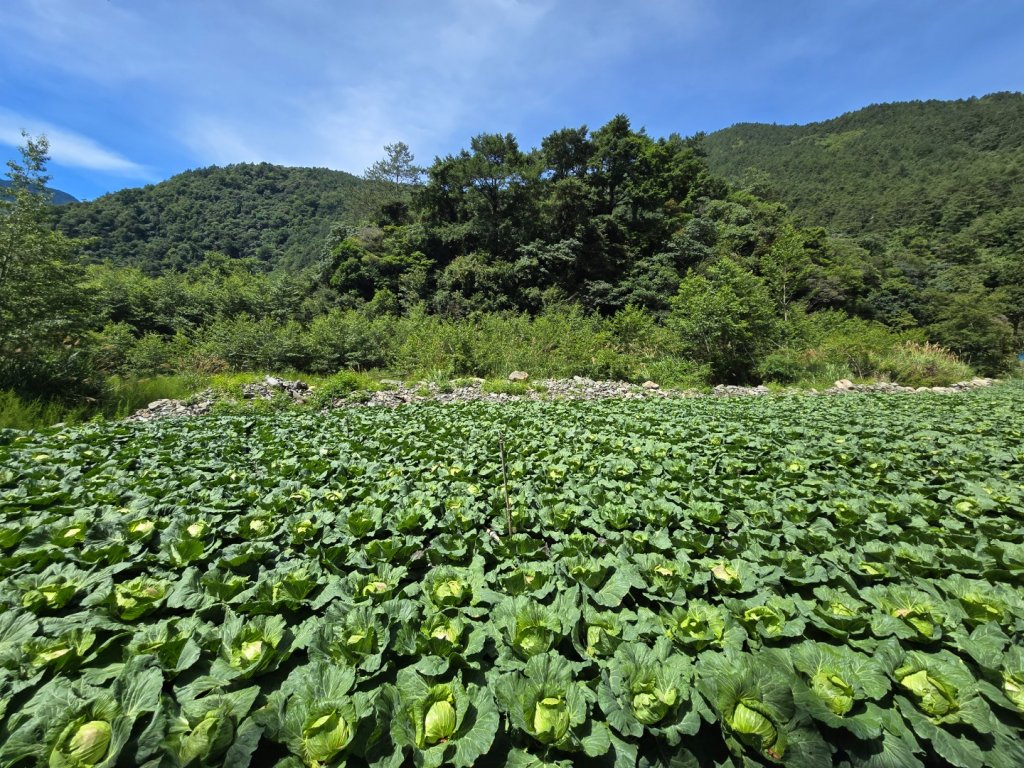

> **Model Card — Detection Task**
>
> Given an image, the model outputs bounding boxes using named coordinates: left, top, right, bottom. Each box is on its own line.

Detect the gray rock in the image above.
left=242, top=375, right=310, bottom=402
left=508, top=371, right=530, bottom=382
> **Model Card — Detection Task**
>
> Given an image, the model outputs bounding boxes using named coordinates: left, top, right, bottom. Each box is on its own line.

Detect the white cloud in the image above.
left=0, top=0, right=710, bottom=180
left=0, top=110, right=148, bottom=175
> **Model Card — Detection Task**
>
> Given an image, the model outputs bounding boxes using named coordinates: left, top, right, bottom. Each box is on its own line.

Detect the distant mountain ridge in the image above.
left=48, top=93, right=1024, bottom=275
left=703, top=92, right=1024, bottom=236
left=53, top=162, right=365, bottom=272
left=0, top=178, right=78, bottom=205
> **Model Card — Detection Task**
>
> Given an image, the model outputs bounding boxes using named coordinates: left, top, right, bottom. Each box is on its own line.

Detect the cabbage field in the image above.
left=1, top=386, right=1023, bottom=767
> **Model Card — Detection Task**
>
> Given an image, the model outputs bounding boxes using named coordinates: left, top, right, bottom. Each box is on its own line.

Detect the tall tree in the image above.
left=0, top=133, right=92, bottom=395
left=351, top=142, right=425, bottom=226
left=364, top=141, right=423, bottom=186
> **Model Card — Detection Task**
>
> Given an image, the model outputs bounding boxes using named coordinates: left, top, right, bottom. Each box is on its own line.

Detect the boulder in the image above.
left=833, top=379, right=854, bottom=390
left=641, top=380, right=660, bottom=390
left=508, top=371, right=530, bottom=382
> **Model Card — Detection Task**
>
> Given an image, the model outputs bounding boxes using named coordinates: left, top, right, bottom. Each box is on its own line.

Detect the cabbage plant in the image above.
left=397, top=613, right=488, bottom=675
left=125, top=617, right=206, bottom=675
left=23, top=629, right=98, bottom=673
left=109, top=575, right=169, bottom=621
left=382, top=669, right=498, bottom=767
left=659, top=601, right=744, bottom=653
left=698, top=650, right=829, bottom=767
left=493, top=594, right=578, bottom=666
left=807, top=586, right=871, bottom=639
left=421, top=559, right=487, bottom=613
left=630, top=553, right=690, bottom=603
left=865, top=585, right=950, bottom=643
left=725, top=592, right=806, bottom=645
left=559, top=555, right=640, bottom=608
left=0, top=657, right=162, bottom=768
left=237, top=560, right=321, bottom=614
left=166, top=686, right=262, bottom=767
left=308, top=602, right=395, bottom=674
left=788, top=640, right=896, bottom=739
left=496, top=652, right=609, bottom=759
left=494, top=563, right=557, bottom=600
left=597, top=638, right=702, bottom=744
left=571, top=605, right=637, bottom=661
left=16, top=564, right=88, bottom=613
left=261, top=663, right=371, bottom=768
left=213, top=612, right=289, bottom=680
left=893, top=650, right=1003, bottom=767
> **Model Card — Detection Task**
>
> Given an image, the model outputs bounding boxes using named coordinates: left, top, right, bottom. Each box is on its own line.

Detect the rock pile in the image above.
left=822, top=377, right=996, bottom=395
left=127, top=373, right=1001, bottom=421
left=128, top=390, right=215, bottom=421
left=241, top=376, right=311, bottom=402
left=712, top=384, right=771, bottom=396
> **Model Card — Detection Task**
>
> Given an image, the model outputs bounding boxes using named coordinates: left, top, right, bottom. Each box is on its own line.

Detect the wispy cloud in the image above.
left=0, top=110, right=148, bottom=176
left=0, top=0, right=707, bottom=178
left=7, top=0, right=1015, bottom=202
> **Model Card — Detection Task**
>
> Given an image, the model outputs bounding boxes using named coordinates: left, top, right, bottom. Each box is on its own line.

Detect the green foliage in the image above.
left=0, top=134, right=94, bottom=399
left=481, top=379, right=530, bottom=396
left=307, top=370, right=385, bottom=408
left=10, top=106, right=1023, bottom=410
left=705, top=92, right=1024, bottom=237
left=668, top=258, right=779, bottom=382
left=303, top=309, right=392, bottom=372
left=55, top=163, right=364, bottom=271
left=757, top=313, right=975, bottom=386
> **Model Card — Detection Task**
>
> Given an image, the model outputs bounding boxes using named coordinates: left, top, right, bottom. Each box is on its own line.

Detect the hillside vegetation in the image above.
left=54, top=163, right=364, bottom=271
left=1, top=101, right=1022, bottom=426
left=704, top=92, right=1024, bottom=237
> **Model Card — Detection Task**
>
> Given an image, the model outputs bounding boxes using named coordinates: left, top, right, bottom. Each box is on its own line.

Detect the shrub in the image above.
left=481, top=379, right=530, bottom=396
left=125, top=332, right=190, bottom=376
left=197, top=316, right=308, bottom=371
left=307, top=371, right=384, bottom=408
left=876, top=341, right=974, bottom=387
left=303, top=309, right=394, bottom=372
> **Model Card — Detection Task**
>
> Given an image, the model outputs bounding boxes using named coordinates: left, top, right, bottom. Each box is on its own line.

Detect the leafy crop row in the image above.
left=1, top=387, right=1022, bottom=767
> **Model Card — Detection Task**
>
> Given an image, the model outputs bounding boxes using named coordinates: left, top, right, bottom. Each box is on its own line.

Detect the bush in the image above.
left=481, top=379, right=530, bottom=396
left=125, top=332, right=191, bottom=376
left=756, top=313, right=975, bottom=387
left=636, top=358, right=711, bottom=389
left=876, top=341, right=974, bottom=387
left=307, top=371, right=384, bottom=408
left=197, top=316, right=308, bottom=371
left=88, top=322, right=136, bottom=375
left=303, top=309, right=394, bottom=372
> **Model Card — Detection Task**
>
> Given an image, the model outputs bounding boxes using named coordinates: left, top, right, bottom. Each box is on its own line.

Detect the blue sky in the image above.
left=1, top=0, right=1022, bottom=201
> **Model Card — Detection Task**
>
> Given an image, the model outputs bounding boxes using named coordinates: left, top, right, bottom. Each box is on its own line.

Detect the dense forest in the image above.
left=704, top=92, right=1024, bottom=237
left=2, top=96, right=1022, bottom=422
left=55, top=164, right=363, bottom=271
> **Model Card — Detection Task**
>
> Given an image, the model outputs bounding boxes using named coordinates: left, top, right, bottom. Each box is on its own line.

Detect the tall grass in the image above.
left=0, top=390, right=90, bottom=430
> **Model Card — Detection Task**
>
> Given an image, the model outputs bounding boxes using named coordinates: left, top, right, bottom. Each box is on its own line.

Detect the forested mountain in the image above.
left=3, top=104, right=1020, bottom=415
left=703, top=92, right=1024, bottom=236
left=53, top=163, right=365, bottom=272
left=0, top=178, right=77, bottom=205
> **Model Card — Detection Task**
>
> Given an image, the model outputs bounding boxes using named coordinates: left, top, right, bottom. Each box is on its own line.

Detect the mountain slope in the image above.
left=0, top=178, right=78, bottom=205
left=54, top=162, right=365, bottom=272
left=703, top=92, right=1024, bottom=236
